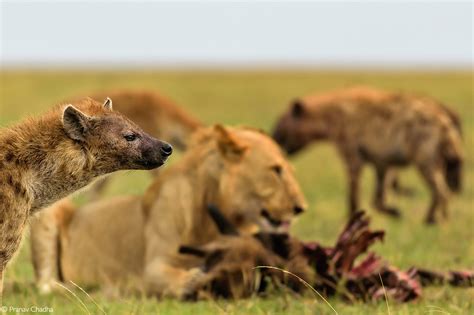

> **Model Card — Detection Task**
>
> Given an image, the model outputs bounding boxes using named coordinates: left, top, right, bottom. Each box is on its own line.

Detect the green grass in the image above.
left=0, top=70, right=473, bottom=314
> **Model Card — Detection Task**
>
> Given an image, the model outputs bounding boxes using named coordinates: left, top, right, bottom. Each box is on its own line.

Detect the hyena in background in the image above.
left=0, top=97, right=172, bottom=299
left=78, top=89, right=202, bottom=200
left=273, top=86, right=463, bottom=224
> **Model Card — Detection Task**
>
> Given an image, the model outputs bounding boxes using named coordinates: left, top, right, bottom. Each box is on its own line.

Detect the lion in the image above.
left=30, top=125, right=307, bottom=298
left=273, top=86, right=463, bottom=223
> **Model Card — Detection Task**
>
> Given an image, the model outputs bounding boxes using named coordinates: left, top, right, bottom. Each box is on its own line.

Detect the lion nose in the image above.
left=160, top=142, right=173, bottom=157
left=293, top=206, right=304, bottom=215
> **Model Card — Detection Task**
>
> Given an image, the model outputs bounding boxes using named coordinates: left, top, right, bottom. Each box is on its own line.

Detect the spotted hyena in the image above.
left=273, top=86, right=462, bottom=224
left=0, top=97, right=172, bottom=298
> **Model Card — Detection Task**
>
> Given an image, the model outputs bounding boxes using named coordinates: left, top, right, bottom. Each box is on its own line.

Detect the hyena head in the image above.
left=272, top=99, right=329, bottom=155
left=62, top=97, right=173, bottom=173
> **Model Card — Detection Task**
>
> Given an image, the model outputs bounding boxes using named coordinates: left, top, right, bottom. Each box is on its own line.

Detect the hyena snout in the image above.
left=272, top=127, right=300, bottom=155
left=140, top=138, right=173, bottom=169
left=160, top=142, right=173, bottom=157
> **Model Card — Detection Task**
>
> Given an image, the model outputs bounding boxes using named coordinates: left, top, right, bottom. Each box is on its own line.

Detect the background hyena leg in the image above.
left=418, top=165, right=449, bottom=224
left=30, top=204, right=63, bottom=294
left=373, top=167, right=401, bottom=217
left=345, top=158, right=363, bottom=215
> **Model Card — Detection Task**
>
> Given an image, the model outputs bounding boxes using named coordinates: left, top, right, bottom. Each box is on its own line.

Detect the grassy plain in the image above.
left=0, top=70, right=472, bottom=314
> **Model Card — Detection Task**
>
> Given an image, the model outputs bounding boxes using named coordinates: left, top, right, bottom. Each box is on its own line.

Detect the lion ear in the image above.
left=214, top=125, right=247, bottom=161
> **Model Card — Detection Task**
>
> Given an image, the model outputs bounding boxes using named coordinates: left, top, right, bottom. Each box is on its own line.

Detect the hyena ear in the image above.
left=291, top=100, right=305, bottom=118
left=103, top=97, right=113, bottom=110
left=214, top=125, right=247, bottom=162
left=62, top=105, right=90, bottom=142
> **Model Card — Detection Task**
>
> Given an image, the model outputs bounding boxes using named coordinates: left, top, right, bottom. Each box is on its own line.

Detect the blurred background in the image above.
left=1, top=1, right=473, bottom=314
left=1, top=1, right=472, bottom=69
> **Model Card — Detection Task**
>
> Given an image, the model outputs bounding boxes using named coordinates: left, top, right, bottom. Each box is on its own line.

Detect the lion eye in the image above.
left=124, top=134, right=138, bottom=142
left=271, top=165, right=282, bottom=176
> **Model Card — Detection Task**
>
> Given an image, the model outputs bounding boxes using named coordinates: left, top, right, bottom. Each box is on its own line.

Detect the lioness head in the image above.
left=206, top=125, right=307, bottom=232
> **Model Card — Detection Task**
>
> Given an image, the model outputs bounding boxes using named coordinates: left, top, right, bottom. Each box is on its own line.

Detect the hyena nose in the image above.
left=293, top=206, right=304, bottom=215
left=160, top=142, right=173, bottom=157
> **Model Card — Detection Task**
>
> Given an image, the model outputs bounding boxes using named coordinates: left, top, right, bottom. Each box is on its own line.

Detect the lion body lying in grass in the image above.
left=31, top=125, right=307, bottom=298
left=31, top=196, right=146, bottom=294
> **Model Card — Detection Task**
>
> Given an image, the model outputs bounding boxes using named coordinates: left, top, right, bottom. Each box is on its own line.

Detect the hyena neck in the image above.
left=2, top=119, right=98, bottom=213
left=311, top=108, right=341, bottom=140
left=28, top=145, right=97, bottom=212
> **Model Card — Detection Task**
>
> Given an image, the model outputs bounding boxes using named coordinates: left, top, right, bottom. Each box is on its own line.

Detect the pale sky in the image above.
left=1, top=1, right=472, bottom=68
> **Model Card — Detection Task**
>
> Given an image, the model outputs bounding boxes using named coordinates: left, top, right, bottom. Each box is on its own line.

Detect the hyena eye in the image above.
left=124, top=134, right=138, bottom=142
left=271, top=165, right=282, bottom=176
